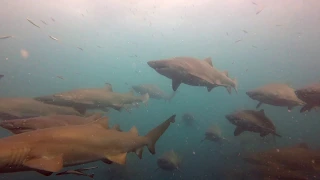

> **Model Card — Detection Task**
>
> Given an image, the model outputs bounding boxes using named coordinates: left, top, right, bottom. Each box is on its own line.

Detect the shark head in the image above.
left=34, top=95, right=57, bottom=104
left=0, top=120, right=36, bottom=134
left=225, top=113, right=239, bottom=125
left=246, top=90, right=262, bottom=100
left=131, top=85, right=142, bottom=93
left=147, top=60, right=179, bottom=78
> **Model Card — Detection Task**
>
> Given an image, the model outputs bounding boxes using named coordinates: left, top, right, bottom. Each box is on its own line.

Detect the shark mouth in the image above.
left=147, top=61, right=168, bottom=70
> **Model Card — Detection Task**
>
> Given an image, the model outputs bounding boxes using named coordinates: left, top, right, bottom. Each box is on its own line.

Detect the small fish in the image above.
left=252, top=2, right=257, bottom=5
left=276, top=24, right=282, bottom=27
left=235, top=39, right=242, bottom=43
left=81, top=14, right=84, bottom=17
left=49, top=35, right=58, bottom=41
left=0, top=36, right=13, bottom=39
left=57, top=76, right=64, bottom=80
left=27, top=18, right=40, bottom=28
left=256, top=9, right=263, bottom=15
left=51, top=17, right=55, bottom=22
left=226, top=32, right=229, bottom=36
left=77, top=47, right=83, bottom=51
left=41, top=20, right=47, bottom=25
left=252, top=45, right=257, bottom=48
left=74, top=166, right=98, bottom=172
left=56, top=170, right=94, bottom=178
left=243, top=30, right=248, bottom=33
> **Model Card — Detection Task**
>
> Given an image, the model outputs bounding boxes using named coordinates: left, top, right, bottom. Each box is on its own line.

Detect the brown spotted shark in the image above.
left=147, top=57, right=238, bottom=94
left=34, top=83, right=149, bottom=113
left=0, top=114, right=175, bottom=175
left=0, top=98, right=83, bottom=120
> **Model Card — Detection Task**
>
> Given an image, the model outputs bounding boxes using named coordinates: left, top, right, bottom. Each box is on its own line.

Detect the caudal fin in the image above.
left=141, top=93, right=149, bottom=106
left=233, top=78, right=238, bottom=94
left=145, top=115, right=176, bottom=154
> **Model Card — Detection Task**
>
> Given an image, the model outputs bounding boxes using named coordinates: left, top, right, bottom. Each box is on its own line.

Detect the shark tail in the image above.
left=145, top=114, right=176, bottom=154
left=233, top=78, right=238, bottom=94
left=141, top=93, right=149, bottom=106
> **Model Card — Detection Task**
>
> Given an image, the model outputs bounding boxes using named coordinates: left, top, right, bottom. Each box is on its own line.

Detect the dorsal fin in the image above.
left=129, top=126, right=139, bottom=136
left=204, top=57, right=213, bottom=67
left=105, top=83, right=113, bottom=92
left=221, top=71, right=229, bottom=77
left=92, top=117, right=109, bottom=129
left=126, top=90, right=135, bottom=96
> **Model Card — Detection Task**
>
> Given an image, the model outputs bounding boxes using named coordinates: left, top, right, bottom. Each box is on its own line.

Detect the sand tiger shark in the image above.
left=147, top=57, right=238, bottom=94
left=0, top=114, right=175, bottom=175
left=156, top=150, right=182, bottom=172
left=243, top=143, right=320, bottom=180
left=0, top=98, right=83, bottom=120
left=246, top=83, right=305, bottom=112
left=295, top=83, right=320, bottom=113
left=132, top=84, right=176, bottom=101
left=225, top=109, right=281, bottom=138
left=0, top=113, right=103, bottom=134
left=34, top=83, right=149, bottom=113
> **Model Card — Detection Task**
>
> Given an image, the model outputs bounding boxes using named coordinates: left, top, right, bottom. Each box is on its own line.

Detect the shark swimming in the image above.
left=147, top=57, right=237, bottom=94
left=0, top=114, right=175, bottom=175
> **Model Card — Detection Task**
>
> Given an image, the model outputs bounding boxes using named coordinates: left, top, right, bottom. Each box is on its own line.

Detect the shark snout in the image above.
left=34, top=96, right=55, bottom=103
left=0, top=121, right=14, bottom=129
left=225, top=114, right=233, bottom=121
left=246, top=91, right=253, bottom=96
left=147, top=61, right=167, bottom=70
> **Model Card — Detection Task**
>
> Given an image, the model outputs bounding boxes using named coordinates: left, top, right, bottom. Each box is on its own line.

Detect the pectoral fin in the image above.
left=24, top=155, right=63, bottom=172
left=172, top=79, right=181, bottom=91
left=106, top=153, right=127, bottom=165
left=256, top=102, right=263, bottom=109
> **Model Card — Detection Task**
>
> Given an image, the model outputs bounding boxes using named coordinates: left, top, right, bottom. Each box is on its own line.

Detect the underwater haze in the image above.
left=0, top=0, right=320, bottom=179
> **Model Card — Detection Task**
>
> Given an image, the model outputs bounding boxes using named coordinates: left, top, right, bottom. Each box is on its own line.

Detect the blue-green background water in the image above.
left=0, top=0, right=320, bottom=179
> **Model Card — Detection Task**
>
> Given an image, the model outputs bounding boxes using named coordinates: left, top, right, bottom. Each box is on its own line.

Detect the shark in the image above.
left=0, top=113, right=103, bottom=134
left=243, top=143, right=320, bottom=180
left=225, top=109, right=281, bottom=138
left=0, top=98, right=84, bottom=120
left=0, top=114, right=176, bottom=175
left=201, top=125, right=228, bottom=144
left=156, top=150, right=182, bottom=172
left=295, top=83, right=320, bottom=113
left=34, top=83, right=149, bottom=113
left=147, top=57, right=238, bottom=94
left=246, top=83, right=306, bottom=112
left=132, top=84, right=176, bottom=101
